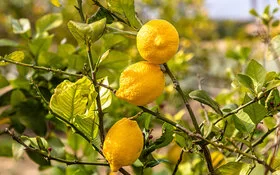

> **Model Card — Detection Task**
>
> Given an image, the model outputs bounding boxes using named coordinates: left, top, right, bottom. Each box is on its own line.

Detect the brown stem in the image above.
left=172, top=149, right=184, bottom=175
left=163, top=63, right=215, bottom=174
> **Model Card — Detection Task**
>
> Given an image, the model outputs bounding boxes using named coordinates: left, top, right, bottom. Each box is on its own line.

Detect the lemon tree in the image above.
left=0, top=1, right=280, bottom=175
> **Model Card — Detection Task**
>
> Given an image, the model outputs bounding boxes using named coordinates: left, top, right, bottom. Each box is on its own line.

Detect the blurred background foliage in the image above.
left=0, top=0, right=280, bottom=174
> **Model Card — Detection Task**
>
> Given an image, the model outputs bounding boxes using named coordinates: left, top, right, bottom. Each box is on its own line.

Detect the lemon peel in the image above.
left=137, top=19, right=179, bottom=64
left=116, top=61, right=165, bottom=106
left=103, top=118, right=144, bottom=172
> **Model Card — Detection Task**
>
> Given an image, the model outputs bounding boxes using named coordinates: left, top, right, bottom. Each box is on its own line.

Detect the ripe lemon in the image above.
left=103, top=118, right=144, bottom=172
left=167, top=143, right=184, bottom=164
left=136, top=19, right=179, bottom=64
left=211, top=151, right=226, bottom=169
left=115, top=61, right=165, bottom=106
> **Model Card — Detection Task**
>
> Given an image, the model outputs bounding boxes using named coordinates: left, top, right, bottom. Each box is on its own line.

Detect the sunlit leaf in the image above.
left=215, top=162, right=250, bottom=175
left=11, top=18, right=31, bottom=34
left=50, top=76, right=99, bottom=141
left=68, top=18, right=106, bottom=45
left=107, top=0, right=141, bottom=29
left=99, top=77, right=112, bottom=110
left=243, top=94, right=267, bottom=124
left=0, top=51, right=24, bottom=66
left=236, top=74, right=255, bottom=92
left=233, top=111, right=255, bottom=133
left=245, top=59, right=266, bottom=89
left=36, top=13, right=63, bottom=34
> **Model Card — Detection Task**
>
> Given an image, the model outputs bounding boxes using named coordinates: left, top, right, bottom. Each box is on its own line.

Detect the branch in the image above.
left=86, top=42, right=105, bottom=145
left=91, top=0, right=128, bottom=25
left=172, top=149, right=184, bottom=175
left=214, top=97, right=260, bottom=125
left=0, top=57, right=83, bottom=78
left=162, top=63, right=215, bottom=174
left=75, top=0, right=86, bottom=22
left=4, top=128, right=108, bottom=166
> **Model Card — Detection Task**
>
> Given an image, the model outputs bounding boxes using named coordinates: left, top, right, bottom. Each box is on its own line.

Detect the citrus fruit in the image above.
left=136, top=19, right=179, bottom=64
left=103, top=118, right=144, bottom=172
left=211, top=151, right=226, bottom=169
left=115, top=61, right=165, bottom=106
left=167, top=143, right=184, bottom=164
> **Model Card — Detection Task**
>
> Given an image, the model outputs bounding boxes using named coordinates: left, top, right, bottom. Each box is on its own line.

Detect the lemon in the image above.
left=115, top=61, right=165, bottom=106
left=136, top=19, right=179, bottom=64
left=167, top=143, right=184, bottom=164
left=211, top=151, right=226, bottom=169
left=103, top=118, right=144, bottom=172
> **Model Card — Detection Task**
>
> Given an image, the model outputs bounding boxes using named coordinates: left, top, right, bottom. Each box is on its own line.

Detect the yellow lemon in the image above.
left=103, top=118, right=144, bottom=172
left=167, top=143, right=183, bottom=164
left=136, top=19, right=179, bottom=64
left=211, top=151, right=226, bottom=169
left=116, top=61, right=165, bottom=106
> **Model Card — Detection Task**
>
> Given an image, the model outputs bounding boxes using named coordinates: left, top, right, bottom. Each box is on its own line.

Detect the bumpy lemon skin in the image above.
left=116, top=61, right=165, bottom=106
left=136, top=19, right=179, bottom=64
left=103, top=118, right=144, bottom=172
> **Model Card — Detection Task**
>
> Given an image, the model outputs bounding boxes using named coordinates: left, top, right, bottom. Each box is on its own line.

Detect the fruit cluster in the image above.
left=103, top=19, right=179, bottom=172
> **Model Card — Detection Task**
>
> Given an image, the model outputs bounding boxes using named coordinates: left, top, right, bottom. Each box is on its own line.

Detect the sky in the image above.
left=204, top=0, right=278, bottom=20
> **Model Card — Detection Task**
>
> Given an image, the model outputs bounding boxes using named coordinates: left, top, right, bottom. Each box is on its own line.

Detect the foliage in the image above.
left=1, top=0, right=280, bottom=175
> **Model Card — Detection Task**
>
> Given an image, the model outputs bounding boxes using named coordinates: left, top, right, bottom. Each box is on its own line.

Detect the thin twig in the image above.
left=75, top=0, right=86, bottom=22
left=172, top=149, right=184, bottom=175
left=0, top=57, right=83, bottom=78
left=214, top=97, right=260, bottom=125
left=5, top=128, right=108, bottom=166
left=86, top=42, right=105, bottom=145
left=197, top=74, right=210, bottom=124
left=162, top=63, right=215, bottom=174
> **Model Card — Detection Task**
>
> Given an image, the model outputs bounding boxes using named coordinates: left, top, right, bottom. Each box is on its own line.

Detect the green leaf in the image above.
left=47, top=136, right=65, bottom=158
left=143, top=123, right=174, bottom=156
left=88, top=7, right=114, bottom=24
left=38, top=51, right=66, bottom=68
left=107, top=0, right=141, bottom=29
left=243, top=94, right=267, bottom=124
left=11, top=18, right=31, bottom=34
left=233, top=111, right=255, bottom=133
left=0, top=138, right=13, bottom=157
left=28, top=35, right=53, bottom=57
left=0, top=51, right=25, bottom=66
left=215, top=162, right=250, bottom=175
left=264, top=5, right=270, bottom=15
left=189, top=90, right=223, bottom=116
left=265, top=80, right=280, bottom=92
left=49, top=77, right=99, bottom=141
left=12, top=142, right=25, bottom=160
left=67, top=18, right=106, bottom=45
left=99, top=78, right=112, bottom=110
left=36, top=13, right=63, bottom=34
left=245, top=59, right=266, bottom=88
left=236, top=74, right=255, bottom=92
left=0, top=39, right=19, bottom=47
left=10, top=89, right=26, bottom=106
left=272, top=20, right=280, bottom=27
left=26, top=150, right=50, bottom=167
left=249, top=9, right=259, bottom=17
